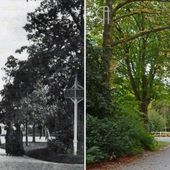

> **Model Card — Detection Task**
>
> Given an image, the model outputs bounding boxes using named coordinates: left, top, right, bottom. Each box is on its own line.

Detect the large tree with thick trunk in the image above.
left=0, top=0, right=84, bottom=152
left=87, top=0, right=170, bottom=124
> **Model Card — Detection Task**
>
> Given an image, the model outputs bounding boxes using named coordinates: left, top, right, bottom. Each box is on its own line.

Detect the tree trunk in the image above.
left=25, top=121, right=28, bottom=146
left=102, top=0, right=113, bottom=89
left=32, top=122, right=36, bottom=143
left=139, top=101, right=149, bottom=129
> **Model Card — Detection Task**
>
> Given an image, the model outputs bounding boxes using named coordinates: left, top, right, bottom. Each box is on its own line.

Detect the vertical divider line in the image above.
left=84, top=0, right=87, bottom=168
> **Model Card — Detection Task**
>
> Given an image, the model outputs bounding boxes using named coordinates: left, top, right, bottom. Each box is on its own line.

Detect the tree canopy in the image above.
left=87, top=0, right=170, bottom=163
left=0, top=0, right=84, bottom=153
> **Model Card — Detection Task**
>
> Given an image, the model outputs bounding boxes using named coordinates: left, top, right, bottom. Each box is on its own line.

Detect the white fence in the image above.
left=151, top=132, right=170, bottom=137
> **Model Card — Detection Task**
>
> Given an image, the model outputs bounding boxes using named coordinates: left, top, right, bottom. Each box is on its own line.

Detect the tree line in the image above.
left=0, top=0, right=84, bottom=154
left=87, top=0, right=170, bottom=164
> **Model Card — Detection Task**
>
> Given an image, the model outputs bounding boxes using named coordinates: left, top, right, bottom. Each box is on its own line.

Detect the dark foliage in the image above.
left=0, top=0, right=84, bottom=155
left=26, top=148, right=83, bottom=164
left=87, top=114, right=156, bottom=164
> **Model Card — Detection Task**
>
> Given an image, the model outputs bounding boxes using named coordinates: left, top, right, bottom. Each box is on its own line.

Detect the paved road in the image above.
left=118, top=137, right=170, bottom=170
left=0, top=148, right=83, bottom=170
left=120, top=146, right=170, bottom=170
left=155, top=137, right=170, bottom=143
left=88, top=137, right=170, bottom=170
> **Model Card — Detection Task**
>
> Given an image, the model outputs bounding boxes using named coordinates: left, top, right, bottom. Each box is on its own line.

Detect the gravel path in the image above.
left=87, top=138, right=170, bottom=170
left=0, top=148, right=83, bottom=170
left=120, top=147, right=170, bottom=170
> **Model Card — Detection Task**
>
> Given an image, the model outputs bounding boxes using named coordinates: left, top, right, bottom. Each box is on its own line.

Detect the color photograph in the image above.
left=87, top=1, right=170, bottom=169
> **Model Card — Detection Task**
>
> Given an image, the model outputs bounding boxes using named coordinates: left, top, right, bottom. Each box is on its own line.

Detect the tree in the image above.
left=20, top=83, right=49, bottom=142
left=17, top=0, right=84, bottom=100
left=87, top=0, right=170, bottom=123
left=113, top=5, right=170, bottom=125
left=86, top=0, right=170, bottom=164
left=88, top=0, right=170, bottom=88
left=1, top=0, right=84, bottom=153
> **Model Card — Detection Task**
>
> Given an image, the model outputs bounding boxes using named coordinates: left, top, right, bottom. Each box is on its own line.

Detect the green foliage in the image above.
left=140, top=133, right=156, bottom=151
left=87, top=146, right=106, bottom=164
left=147, top=90, right=170, bottom=132
left=87, top=114, right=155, bottom=163
left=148, top=110, right=165, bottom=132
left=86, top=0, right=170, bottom=165
left=86, top=39, right=115, bottom=117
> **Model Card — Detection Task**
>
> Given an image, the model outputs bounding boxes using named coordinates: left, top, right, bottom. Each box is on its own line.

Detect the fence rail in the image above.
left=151, top=132, right=170, bottom=137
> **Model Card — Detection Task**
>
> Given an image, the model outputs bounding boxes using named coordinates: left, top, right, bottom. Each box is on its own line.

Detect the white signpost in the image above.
left=65, top=74, right=84, bottom=155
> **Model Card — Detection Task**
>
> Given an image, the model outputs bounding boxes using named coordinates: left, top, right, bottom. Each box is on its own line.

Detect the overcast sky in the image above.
left=0, top=0, right=41, bottom=91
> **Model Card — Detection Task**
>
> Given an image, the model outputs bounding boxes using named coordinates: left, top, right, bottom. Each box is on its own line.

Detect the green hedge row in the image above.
left=87, top=114, right=156, bottom=164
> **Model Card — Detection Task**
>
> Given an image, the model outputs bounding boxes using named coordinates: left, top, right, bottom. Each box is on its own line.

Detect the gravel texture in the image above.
left=120, top=147, right=170, bottom=170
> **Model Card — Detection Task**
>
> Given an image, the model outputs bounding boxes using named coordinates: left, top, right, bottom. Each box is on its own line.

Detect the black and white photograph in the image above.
left=0, top=0, right=84, bottom=169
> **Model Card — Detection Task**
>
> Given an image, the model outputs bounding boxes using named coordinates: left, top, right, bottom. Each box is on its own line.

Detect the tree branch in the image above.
left=113, top=0, right=168, bottom=15
left=124, top=47, right=141, bottom=101
left=114, top=10, right=161, bottom=21
left=112, top=26, right=170, bottom=46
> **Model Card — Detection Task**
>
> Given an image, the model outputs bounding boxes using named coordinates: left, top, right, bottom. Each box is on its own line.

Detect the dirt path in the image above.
left=0, top=148, right=83, bottom=170
left=120, top=146, right=170, bottom=170
left=88, top=147, right=170, bottom=170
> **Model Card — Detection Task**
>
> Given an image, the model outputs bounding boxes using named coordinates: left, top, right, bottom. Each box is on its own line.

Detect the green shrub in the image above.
left=140, top=133, right=156, bottom=151
left=87, top=146, right=106, bottom=164
left=148, top=110, right=165, bottom=132
left=87, top=114, right=155, bottom=163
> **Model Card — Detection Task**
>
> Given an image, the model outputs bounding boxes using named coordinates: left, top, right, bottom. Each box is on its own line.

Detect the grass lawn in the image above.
left=0, top=141, right=83, bottom=164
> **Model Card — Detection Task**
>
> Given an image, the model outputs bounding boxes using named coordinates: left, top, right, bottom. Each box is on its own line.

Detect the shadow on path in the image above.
left=0, top=148, right=83, bottom=170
